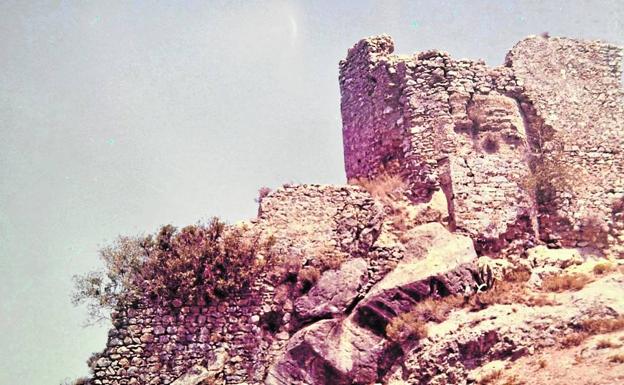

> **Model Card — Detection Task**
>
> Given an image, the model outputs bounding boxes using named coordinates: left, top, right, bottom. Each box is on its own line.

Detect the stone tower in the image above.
left=339, top=35, right=624, bottom=254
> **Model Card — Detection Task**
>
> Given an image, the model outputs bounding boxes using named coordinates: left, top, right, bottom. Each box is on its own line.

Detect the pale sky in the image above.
left=1, top=1, right=622, bottom=384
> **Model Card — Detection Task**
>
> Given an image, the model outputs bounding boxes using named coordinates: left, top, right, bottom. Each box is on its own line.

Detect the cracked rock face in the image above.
left=390, top=274, right=624, bottom=385
left=295, top=257, right=369, bottom=322
left=266, top=224, right=478, bottom=385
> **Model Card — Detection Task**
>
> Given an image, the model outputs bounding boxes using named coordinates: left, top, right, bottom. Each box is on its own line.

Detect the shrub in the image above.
left=72, top=235, right=148, bottom=323
left=73, top=218, right=274, bottom=322
left=580, top=316, right=624, bottom=334
left=314, top=245, right=346, bottom=272
left=255, top=186, right=272, bottom=204
left=596, top=338, right=619, bottom=349
left=609, top=353, right=624, bottom=363
left=479, top=369, right=502, bottom=384
left=541, top=273, right=592, bottom=292
left=385, top=311, right=428, bottom=342
left=297, top=266, right=321, bottom=293
left=560, top=332, right=589, bottom=348
left=557, top=316, right=624, bottom=348
left=351, top=172, right=406, bottom=201
left=138, top=219, right=274, bottom=304
left=517, top=144, right=576, bottom=207
left=593, top=261, right=616, bottom=275
left=60, top=378, right=90, bottom=385
left=469, top=267, right=533, bottom=310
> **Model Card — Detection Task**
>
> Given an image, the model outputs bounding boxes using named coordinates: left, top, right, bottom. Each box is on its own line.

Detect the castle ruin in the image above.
left=340, top=35, right=624, bottom=254
left=85, top=35, right=624, bottom=385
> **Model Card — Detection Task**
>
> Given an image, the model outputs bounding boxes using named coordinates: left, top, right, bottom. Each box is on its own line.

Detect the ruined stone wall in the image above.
left=90, top=185, right=390, bottom=385
left=507, top=37, right=624, bottom=251
left=339, top=36, right=538, bottom=251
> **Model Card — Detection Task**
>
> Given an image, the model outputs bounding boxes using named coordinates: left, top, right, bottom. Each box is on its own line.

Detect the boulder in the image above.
left=294, top=258, right=368, bottom=321
left=527, top=246, right=584, bottom=269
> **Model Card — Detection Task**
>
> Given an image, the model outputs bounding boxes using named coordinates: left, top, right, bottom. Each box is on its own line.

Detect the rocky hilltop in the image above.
left=80, top=35, right=624, bottom=385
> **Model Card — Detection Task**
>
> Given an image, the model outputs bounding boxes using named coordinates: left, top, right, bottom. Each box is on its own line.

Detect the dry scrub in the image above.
left=541, top=273, right=592, bottom=292
left=593, top=261, right=617, bottom=275
left=609, top=353, right=624, bottom=363
left=558, top=316, right=624, bottom=348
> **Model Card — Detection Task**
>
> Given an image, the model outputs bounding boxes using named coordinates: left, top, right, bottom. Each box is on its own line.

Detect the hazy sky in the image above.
left=1, top=1, right=622, bottom=384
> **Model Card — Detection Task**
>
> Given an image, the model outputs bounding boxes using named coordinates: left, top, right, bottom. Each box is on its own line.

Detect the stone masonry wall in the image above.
left=507, top=36, right=624, bottom=251
left=339, top=35, right=537, bottom=252
left=340, top=34, right=623, bottom=253
left=90, top=185, right=392, bottom=385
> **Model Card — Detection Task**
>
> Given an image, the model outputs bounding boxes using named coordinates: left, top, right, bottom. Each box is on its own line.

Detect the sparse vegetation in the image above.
left=72, top=235, right=149, bottom=323
left=255, top=186, right=272, bottom=204
left=593, top=261, right=616, bottom=275
left=596, top=338, right=619, bottom=349
left=297, top=266, right=321, bottom=293
left=518, top=144, right=577, bottom=207
left=351, top=172, right=406, bottom=201
left=60, top=378, right=90, bottom=385
left=468, top=267, right=545, bottom=310
left=558, top=316, right=624, bottom=348
left=608, top=353, right=624, bottom=363
left=478, top=369, right=502, bottom=384
left=560, top=332, right=589, bottom=348
left=541, top=273, right=592, bottom=292
left=73, top=218, right=274, bottom=322
left=580, top=316, right=624, bottom=335
left=350, top=172, right=413, bottom=235
left=500, top=374, right=525, bottom=385
left=385, top=311, right=428, bottom=342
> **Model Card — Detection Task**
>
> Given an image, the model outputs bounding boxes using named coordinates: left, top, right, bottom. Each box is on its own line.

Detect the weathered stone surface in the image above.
left=527, top=246, right=584, bottom=269
left=340, top=34, right=623, bottom=254
left=267, top=223, right=478, bottom=385
left=508, top=36, right=624, bottom=251
left=389, top=273, right=624, bottom=385
left=294, top=257, right=368, bottom=321
left=170, top=366, right=211, bottom=385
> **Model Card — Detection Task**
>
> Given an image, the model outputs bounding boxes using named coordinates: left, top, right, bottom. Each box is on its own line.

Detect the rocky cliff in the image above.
left=82, top=35, right=624, bottom=385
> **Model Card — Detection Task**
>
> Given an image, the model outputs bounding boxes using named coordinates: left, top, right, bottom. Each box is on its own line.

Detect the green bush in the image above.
left=73, top=218, right=274, bottom=323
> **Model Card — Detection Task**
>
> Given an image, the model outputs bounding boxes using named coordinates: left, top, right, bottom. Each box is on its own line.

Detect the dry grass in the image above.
left=352, top=173, right=406, bottom=201
left=385, top=311, right=428, bottom=342
left=561, top=332, right=589, bottom=348
left=350, top=173, right=415, bottom=237
left=479, top=369, right=503, bottom=384
left=541, top=273, right=593, bottom=292
left=500, top=374, right=525, bottom=385
left=596, top=338, right=620, bottom=349
left=593, top=261, right=616, bottom=275
left=558, top=316, right=624, bottom=348
left=608, top=353, right=624, bottom=363
left=581, top=316, right=624, bottom=335
left=468, top=268, right=538, bottom=310
left=297, top=266, right=321, bottom=293
left=414, top=295, right=466, bottom=322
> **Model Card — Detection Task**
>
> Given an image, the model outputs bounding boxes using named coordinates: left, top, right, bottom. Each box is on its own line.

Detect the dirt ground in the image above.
left=488, top=330, right=624, bottom=385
